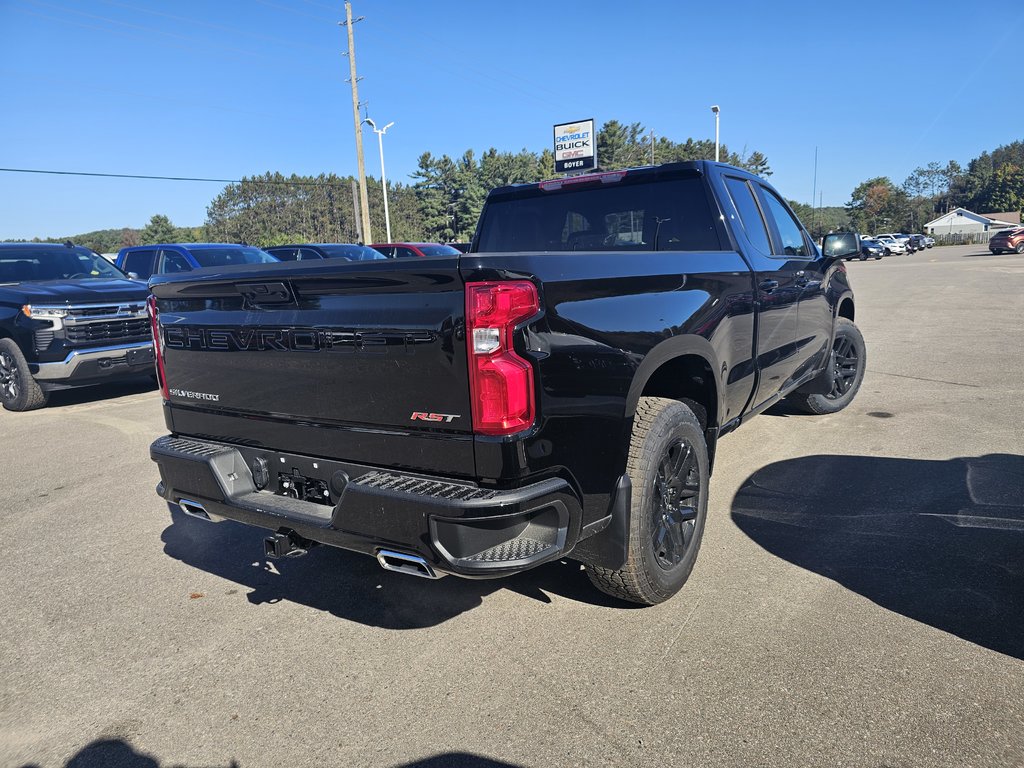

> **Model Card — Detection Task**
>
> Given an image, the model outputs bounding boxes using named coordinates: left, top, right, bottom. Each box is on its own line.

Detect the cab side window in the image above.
left=759, top=188, right=810, bottom=258
left=123, top=249, right=157, bottom=279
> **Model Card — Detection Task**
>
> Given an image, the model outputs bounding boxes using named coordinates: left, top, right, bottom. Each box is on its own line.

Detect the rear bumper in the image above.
left=33, top=342, right=154, bottom=383
left=150, top=435, right=583, bottom=578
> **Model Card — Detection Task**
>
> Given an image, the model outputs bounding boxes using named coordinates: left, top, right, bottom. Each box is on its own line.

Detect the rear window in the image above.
left=477, top=177, right=722, bottom=252
left=187, top=246, right=277, bottom=268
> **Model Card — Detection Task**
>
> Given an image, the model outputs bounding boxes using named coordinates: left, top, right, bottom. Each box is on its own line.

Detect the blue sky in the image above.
left=1, top=0, right=1022, bottom=239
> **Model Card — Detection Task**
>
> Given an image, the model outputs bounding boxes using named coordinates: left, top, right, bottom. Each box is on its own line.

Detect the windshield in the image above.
left=188, top=246, right=278, bottom=268
left=318, top=245, right=388, bottom=261
left=0, top=246, right=126, bottom=283
left=416, top=245, right=462, bottom=257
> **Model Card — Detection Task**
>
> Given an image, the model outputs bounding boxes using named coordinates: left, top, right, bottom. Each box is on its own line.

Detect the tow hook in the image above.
left=264, top=530, right=316, bottom=559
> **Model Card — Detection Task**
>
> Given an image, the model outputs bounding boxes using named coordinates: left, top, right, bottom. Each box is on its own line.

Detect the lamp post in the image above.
left=363, top=117, right=395, bottom=243
left=710, top=105, right=720, bottom=162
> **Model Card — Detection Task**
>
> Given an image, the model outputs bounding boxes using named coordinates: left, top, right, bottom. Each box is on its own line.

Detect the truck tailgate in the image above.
left=149, top=257, right=475, bottom=477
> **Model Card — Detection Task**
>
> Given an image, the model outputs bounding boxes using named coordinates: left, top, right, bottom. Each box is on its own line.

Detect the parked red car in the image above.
left=370, top=243, right=462, bottom=258
left=989, top=228, right=1024, bottom=254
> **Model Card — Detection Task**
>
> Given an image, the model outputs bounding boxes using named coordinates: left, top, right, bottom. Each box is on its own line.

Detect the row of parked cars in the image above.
left=853, top=232, right=935, bottom=260
left=115, top=241, right=464, bottom=278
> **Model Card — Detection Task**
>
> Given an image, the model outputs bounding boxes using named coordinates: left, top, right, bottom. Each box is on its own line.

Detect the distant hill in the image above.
left=4, top=223, right=205, bottom=254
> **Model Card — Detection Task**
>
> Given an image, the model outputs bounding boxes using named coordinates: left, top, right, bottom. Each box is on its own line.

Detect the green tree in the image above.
left=140, top=214, right=177, bottom=245
left=984, top=164, right=1024, bottom=213
left=846, top=177, right=913, bottom=233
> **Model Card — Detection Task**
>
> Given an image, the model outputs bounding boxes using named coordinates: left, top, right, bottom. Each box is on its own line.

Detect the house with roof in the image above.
left=924, top=208, right=1020, bottom=236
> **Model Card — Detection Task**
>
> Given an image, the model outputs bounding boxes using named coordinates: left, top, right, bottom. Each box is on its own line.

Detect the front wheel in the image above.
left=786, top=318, right=866, bottom=415
left=1016, top=243, right=1024, bottom=254
left=0, top=339, right=49, bottom=412
left=586, top=397, right=709, bottom=605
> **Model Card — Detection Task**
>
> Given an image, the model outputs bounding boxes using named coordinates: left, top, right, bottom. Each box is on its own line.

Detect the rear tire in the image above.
left=0, top=339, right=49, bottom=412
left=586, top=397, right=709, bottom=605
left=1016, top=243, right=1024, bottom=254
left=786, top=318, right=866, bottom=415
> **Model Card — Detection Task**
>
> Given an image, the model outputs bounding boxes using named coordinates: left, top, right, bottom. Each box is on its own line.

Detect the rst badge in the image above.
left=410, top=412, right=460, bottom=423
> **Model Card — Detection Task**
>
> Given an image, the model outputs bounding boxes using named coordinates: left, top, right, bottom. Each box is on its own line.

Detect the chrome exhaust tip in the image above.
left=177, top=498, right=221, bottom=522
left=376, top=549, right=440, bottom=579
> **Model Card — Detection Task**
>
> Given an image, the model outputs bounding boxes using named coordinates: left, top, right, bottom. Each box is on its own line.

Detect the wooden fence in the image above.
left=931, top=231, right=996, bottom=246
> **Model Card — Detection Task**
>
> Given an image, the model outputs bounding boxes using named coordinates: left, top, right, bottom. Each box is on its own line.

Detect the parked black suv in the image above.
left=0, top=243, right=153, bottom=411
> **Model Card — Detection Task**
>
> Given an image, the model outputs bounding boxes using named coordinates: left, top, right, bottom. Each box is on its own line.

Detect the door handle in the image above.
left=758, top=279, right=779, bottom=292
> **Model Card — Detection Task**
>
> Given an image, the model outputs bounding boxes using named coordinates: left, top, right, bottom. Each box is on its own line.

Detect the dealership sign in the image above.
left=554, top=118, right=596, bottom=173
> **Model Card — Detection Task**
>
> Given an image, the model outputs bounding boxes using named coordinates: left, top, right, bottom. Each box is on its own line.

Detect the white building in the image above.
left=924, top=208, right=1020, bottom=236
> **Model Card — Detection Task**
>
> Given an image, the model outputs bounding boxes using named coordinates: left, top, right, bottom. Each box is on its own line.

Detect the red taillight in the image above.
left=465, top=281, right=539, bottom=436
left=147, top=294, right=169, bottom=400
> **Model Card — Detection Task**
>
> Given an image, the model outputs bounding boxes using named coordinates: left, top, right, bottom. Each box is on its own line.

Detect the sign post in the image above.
left=553, top=119, right=596, bottom=174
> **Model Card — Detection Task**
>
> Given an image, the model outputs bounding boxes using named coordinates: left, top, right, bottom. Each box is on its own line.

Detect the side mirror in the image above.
left=821, top=232, right=860, bottom=260
left=127, top=271, right=140, bottom=280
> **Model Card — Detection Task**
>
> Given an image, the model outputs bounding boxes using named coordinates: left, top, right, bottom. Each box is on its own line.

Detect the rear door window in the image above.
left=158, top=249, right=193, bottom=275
left=723, top=178, right=772, bottom=255
left=123, top=249, right=157, bottom=279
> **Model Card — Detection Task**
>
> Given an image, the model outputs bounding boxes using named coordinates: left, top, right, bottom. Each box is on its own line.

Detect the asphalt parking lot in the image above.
left=1, top=243, right=1022, bottom=768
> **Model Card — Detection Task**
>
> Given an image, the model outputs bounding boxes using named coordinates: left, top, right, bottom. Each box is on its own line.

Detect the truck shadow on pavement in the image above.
left=731, top=453, right=1024, bottom=659
left=43, top=375, right=157, bottom=408
left=161, top=508, right=628, bottom=630
left=18, top=737, right=521, bottom=768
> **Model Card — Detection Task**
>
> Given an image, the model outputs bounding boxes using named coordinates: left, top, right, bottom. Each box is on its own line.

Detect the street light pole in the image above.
left=363, top=118, right=395, bottom=242
left=710, top=105, right=720, bottom=162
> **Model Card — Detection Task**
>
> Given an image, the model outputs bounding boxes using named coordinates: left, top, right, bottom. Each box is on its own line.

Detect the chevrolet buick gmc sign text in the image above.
left=554, top=118, right=596, bottom=173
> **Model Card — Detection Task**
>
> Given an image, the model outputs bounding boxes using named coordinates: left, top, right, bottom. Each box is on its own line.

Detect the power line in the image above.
left=0, top=167, right=361, bottom=187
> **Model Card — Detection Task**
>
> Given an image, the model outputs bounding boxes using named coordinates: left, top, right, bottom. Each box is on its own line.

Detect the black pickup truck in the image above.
left=0, top=242, right=154, bottom=411
left=148, top=162, right=865, bottom=605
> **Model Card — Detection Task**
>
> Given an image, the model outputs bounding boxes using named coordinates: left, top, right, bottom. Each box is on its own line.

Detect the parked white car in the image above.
left=875, top=236, right=906, bottom=255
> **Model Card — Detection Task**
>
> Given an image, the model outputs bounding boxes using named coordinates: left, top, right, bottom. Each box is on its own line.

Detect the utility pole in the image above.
left=341, top=2, right=372, bottom=244
left=350, top=179, right=362, bottom=242
left=650, top=129, right=655, bottom=165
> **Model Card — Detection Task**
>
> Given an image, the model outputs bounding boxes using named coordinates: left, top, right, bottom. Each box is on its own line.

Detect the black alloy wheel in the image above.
left=651, top=438, right=701, bottom=570
left=826, top=332, right=860, bottom=401
left=0, top=339, right=48, bottom=411
left=585, top=396, right=709, bottom=605
left=0, top=349, right=20, bottom=403
left=784, top=317, right=866, bottom=415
